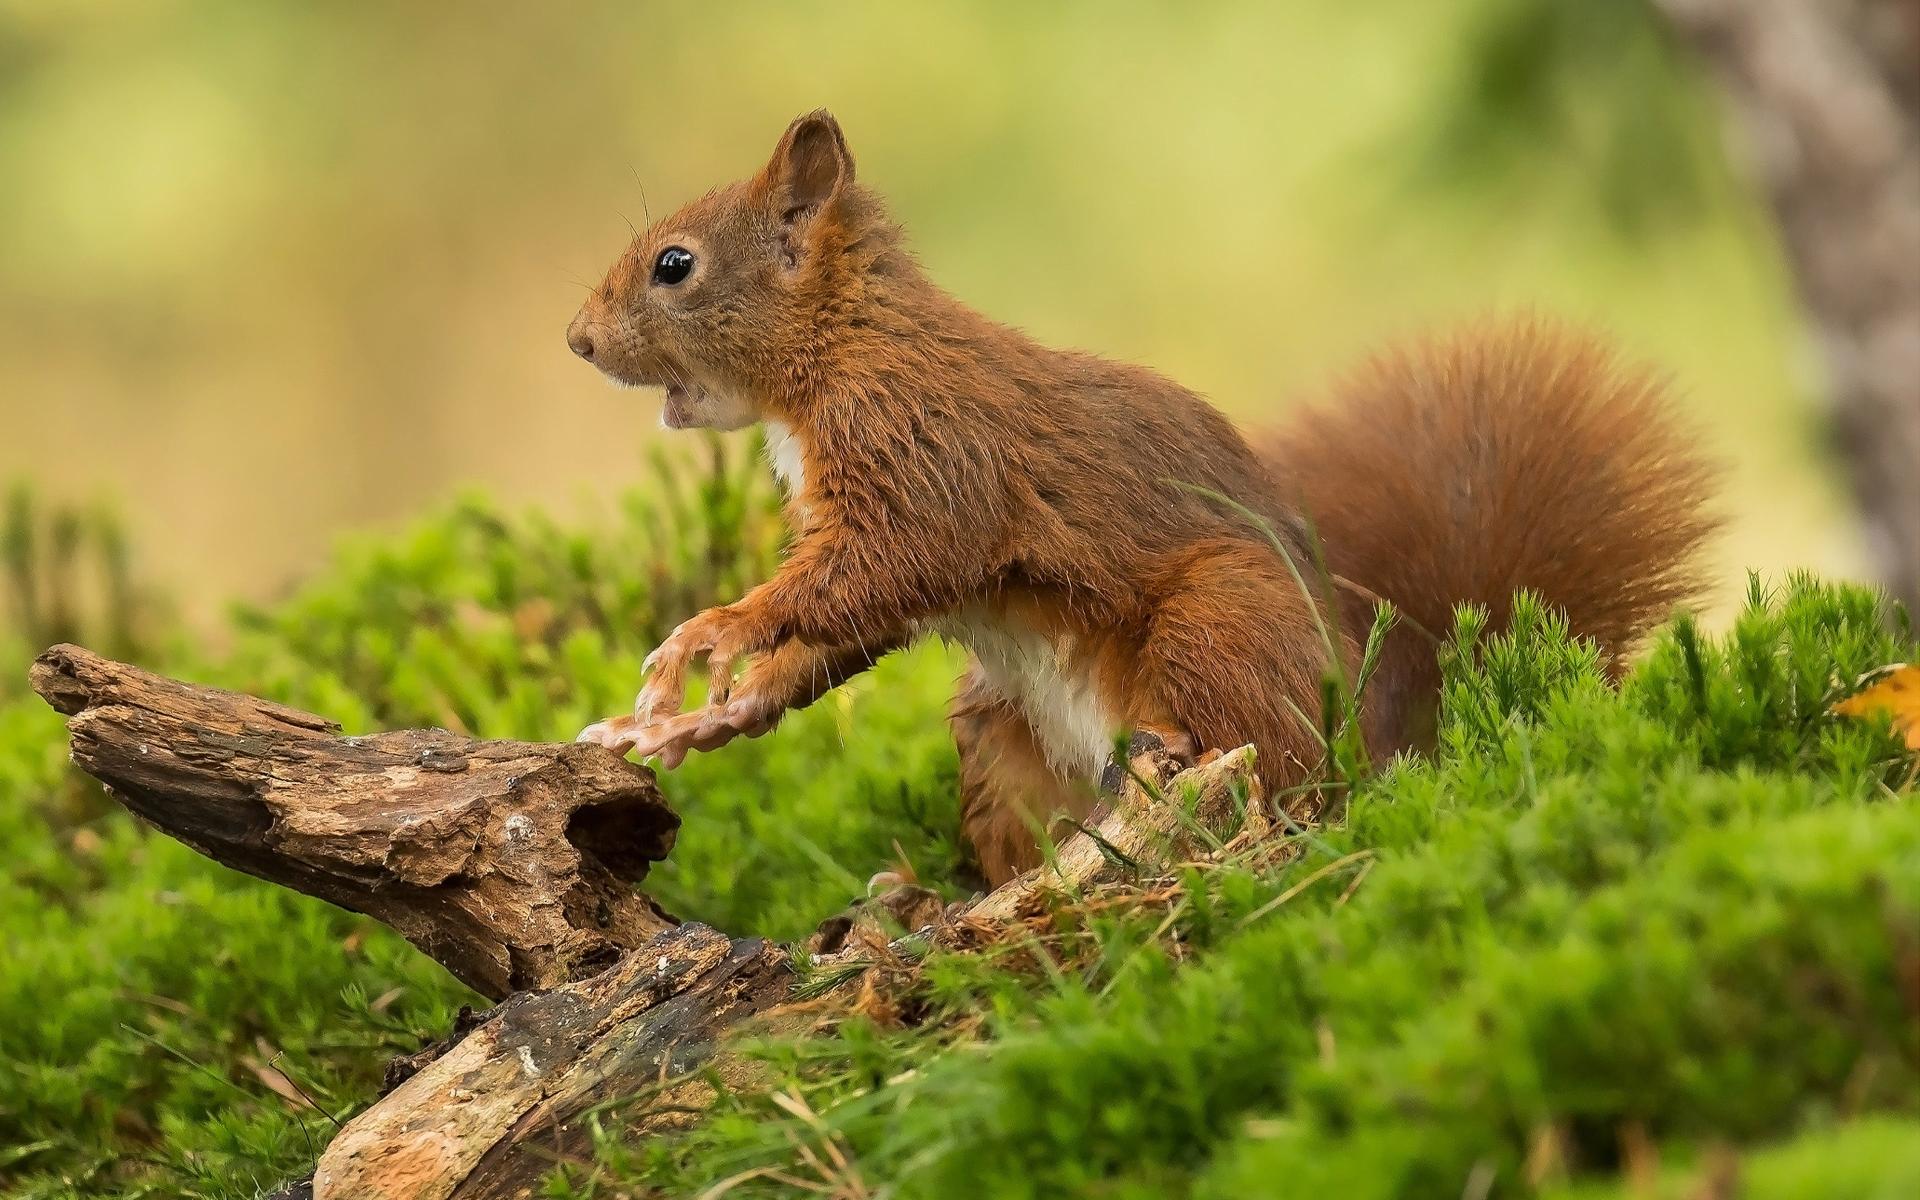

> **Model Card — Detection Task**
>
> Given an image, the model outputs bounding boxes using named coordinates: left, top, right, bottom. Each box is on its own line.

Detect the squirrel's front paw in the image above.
left=651, top=702, right=779, bottom=768
left=575, top=692, right=782, bottom=769
left=632, top=606, right=765, bottom=723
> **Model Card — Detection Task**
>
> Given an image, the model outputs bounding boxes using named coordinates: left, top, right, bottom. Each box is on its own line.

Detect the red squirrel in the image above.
left=566, top=111, right=1718, bottom=884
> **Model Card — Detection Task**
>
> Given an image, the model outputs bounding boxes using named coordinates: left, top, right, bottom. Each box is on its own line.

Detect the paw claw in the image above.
left=633, top=679, right=676, bottom=723
left=576, top=718, right=638, bottom=754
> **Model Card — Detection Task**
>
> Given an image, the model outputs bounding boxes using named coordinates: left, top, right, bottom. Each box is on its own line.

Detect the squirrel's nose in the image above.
left=566, top=312, right=599, bottom=361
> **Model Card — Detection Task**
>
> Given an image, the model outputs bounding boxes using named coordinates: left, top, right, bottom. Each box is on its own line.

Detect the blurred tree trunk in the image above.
left=1651, top=0, right=1920, bottom=611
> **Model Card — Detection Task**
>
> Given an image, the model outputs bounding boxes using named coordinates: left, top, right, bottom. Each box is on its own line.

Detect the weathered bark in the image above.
left=29, top=644, right=679, bottom=1000
left=1652, top=0, right=1920, bottom=609
left=32, top=648, right=1267, bottom=1199
left=314, top=923, right=791, bottom=1200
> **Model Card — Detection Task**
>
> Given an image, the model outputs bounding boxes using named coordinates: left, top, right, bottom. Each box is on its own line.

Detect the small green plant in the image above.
left=2, top=485, right=171, bottom=701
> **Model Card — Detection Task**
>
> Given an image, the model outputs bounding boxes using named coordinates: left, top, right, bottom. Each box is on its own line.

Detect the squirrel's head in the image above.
left=567, top=109, right=885, bottom=430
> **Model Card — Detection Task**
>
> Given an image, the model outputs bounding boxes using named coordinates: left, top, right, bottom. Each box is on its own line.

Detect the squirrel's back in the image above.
left=1265, top=317, right=1719, bottom=745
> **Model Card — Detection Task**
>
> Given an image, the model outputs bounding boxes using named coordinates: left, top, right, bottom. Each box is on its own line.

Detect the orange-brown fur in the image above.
left=1264, top=323, right=1722, bottom=752
left=570, top=111, right=1719, bottom=886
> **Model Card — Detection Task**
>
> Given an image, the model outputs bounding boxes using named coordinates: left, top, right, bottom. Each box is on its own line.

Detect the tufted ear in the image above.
left=765, top=110, right=854, bottom=230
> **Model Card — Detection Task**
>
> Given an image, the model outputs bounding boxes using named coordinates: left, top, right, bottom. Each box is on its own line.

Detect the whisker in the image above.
left=628, top=163, right=653, bottom=224
left=664, top=361, right=695, bottom=400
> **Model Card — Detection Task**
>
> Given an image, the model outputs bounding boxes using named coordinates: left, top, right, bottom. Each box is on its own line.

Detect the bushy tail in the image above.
left=1266, top=317, right=1719, bottom=708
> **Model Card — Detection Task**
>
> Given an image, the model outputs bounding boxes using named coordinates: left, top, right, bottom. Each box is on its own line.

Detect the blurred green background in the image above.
left=0, top=0, right=1868, bottom=627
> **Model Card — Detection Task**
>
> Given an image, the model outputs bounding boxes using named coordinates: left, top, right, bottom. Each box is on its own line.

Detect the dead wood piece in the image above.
left=28, top=646, right=1284, bottom=1199
left=808, top=883, right=951, bottom=956
left=312, top=922, right=791, bottom=1200
left=966, top=741, right=1269, bottom=924
left=805, top=739, right=1272, bottom=967
left=323, top=741, right=1274, bottom=1199
left=30, top=644, right=680, bottom=999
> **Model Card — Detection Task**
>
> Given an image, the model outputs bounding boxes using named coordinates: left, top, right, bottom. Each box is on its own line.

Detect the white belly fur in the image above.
left=933, top=607, right=1114, bottom=782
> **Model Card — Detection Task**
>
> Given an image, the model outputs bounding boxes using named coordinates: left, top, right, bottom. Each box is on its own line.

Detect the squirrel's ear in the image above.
left=766, top=110, right=853, bottom=227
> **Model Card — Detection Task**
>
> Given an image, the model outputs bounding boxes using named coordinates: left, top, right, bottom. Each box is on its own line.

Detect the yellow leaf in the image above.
left=1831, top=663, right=1920, bottom=752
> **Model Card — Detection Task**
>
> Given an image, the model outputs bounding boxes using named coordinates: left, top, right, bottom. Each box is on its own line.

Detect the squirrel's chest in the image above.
left=763, top=419, right=807, bottom=505
left=930, top=607, right=1115, bottom=782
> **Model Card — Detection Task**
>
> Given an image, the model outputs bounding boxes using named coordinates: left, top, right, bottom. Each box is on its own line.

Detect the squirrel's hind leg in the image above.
left=1134, top=539, right=1351, bottom=787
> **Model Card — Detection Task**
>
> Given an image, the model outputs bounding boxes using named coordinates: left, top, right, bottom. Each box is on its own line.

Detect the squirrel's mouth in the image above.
left=592, top=355, right=702, bottom=425
left=661, top=382, right=703, bottom=429
left=656, top=378, right=759, bottom=432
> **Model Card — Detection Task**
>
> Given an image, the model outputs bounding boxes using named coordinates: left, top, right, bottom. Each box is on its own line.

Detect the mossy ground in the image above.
left=0, top=454, right=1913, bottom=1198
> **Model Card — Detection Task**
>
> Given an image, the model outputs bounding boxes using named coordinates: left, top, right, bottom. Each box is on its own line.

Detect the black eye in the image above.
left=652, top=246, right=695, bottom=286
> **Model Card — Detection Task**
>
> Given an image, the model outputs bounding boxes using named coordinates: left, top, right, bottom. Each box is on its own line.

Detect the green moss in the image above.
left=0, top=689, right=474, bottom=1196
left=0, top=452, right=966, bottom=1197
left=0, top=467, right=1912, bottom=1197
left=565, top=576, right=1915, bottom=1200
left=1542, top=1115, right=1920, bottom=1200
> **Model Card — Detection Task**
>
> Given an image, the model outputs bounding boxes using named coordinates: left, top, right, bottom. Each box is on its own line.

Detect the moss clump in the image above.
left=0, top=456, right=1912, bottom=1198
left=572, top=582, right=1916, bottom=1200
left=0, top=449, right=964, bottom=1197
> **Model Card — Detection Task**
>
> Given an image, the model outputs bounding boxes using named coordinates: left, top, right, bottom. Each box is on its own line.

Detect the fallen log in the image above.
left=29, top=644, right=679, bottom=1000
left=315, top=923, right=791, bottom=1200
left=31, top=646, right=1270, bottom=1199
left=969, top=737, right=1269, bottom=923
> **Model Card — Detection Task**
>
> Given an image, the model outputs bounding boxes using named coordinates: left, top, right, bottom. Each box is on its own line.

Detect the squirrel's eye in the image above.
left=652, top=246, right=695, bottom=286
